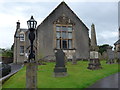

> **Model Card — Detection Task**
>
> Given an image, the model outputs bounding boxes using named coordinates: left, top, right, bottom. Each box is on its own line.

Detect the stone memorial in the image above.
left=114, top=27, right=120, bottom=63
left=106, top=46, right=115, bottom=64
left=54, top=49, right=67, bottom=77
left=87, top=24, right=102, bottom=70
left=72, top=54, right=77, bottom=65
left=87, top=51, right=102, bottom=70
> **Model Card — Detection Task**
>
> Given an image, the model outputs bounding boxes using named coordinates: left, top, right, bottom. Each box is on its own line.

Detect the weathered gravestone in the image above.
left=72, top=54, right=77, bottom=65
left=87, top=51, right=102, bottom=70
left=54, top=49, right=67, bottom=77
left=106, top=46, right=115, bottom=64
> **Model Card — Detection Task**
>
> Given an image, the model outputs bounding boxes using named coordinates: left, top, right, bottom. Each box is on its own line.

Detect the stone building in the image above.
left=114, top=27, right=120, bottom=52
left=14, top=21, right=28, bottom=63
left=114, top=27, right=120, bottom=62
left=14, top=2, right=90, bottom=63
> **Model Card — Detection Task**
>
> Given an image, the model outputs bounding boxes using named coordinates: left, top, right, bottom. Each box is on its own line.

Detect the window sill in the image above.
left=20, top=53, right=24, bottom=56
left=54, top=48, right=76, bottom=50
left=20, top=40, right=25, bottom=42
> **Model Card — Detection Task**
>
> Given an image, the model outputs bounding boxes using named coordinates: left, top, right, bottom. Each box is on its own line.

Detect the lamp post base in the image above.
left=26, top=62, right=37, bottom=89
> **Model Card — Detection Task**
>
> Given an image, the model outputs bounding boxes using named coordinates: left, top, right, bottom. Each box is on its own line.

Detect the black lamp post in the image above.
left=27, top=16, right=37, bottom=62
left=26, top=16, right=37, bottom=89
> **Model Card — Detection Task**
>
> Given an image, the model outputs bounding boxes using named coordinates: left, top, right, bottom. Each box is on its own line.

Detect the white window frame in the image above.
left=20, top=34, right=25, bottom=41
left=20, top=46, right=24, bottom=55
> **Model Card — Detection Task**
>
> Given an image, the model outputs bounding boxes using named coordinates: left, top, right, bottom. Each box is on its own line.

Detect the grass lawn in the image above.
left=2, top=60, right=119, bottom=88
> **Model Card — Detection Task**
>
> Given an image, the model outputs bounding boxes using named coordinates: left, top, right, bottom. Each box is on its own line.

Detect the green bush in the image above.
left=2, top=49, right=13, bottom=57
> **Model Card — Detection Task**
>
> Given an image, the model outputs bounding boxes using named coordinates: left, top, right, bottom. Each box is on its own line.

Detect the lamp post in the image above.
left=26, top=16, right=37, bottom=89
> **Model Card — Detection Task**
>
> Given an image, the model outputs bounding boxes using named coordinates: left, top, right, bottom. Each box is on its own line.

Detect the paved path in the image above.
left=0, top=63, right=23, bottom=81
left=89, top=72, right=119, bottom=88
left=10, top=63, right=23, bottom=73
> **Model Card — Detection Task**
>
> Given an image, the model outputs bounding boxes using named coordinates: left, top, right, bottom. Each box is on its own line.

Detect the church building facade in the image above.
left=14, top=2, right=90, bottom=63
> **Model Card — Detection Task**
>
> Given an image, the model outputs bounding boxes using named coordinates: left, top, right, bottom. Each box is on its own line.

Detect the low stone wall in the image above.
left=1, top=57, right=13, bottom=64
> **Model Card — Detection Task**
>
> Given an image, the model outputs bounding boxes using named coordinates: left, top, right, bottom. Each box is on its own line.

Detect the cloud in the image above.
left=0, top=0, right=119, bottom=3
left=0, top=1, right=119, bottom=48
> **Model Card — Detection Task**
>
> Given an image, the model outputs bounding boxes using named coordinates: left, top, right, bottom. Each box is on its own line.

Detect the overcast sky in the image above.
left=0, top=0, right=119, bottom=49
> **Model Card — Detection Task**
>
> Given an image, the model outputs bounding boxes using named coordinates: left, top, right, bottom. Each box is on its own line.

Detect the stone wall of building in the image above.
left=37, top=2, right=89, bottom=60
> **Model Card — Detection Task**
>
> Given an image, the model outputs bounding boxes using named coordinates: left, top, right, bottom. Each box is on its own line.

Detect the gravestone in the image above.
left=106, top=46, right=115, bottom=64
left=72, top=54, right=77, bottom=65
left=54, top=49, right=67, bottom=77
left=102, top=51, right=108, bottom=60
left=87, top=51, right=102, bottom=70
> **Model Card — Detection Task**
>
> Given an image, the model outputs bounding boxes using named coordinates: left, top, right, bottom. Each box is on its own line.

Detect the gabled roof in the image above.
left=114, top=39, right=120, bottom=45
left=14, top=28, right=27, bottom=38
left=38, top=1, right=89, bottom=30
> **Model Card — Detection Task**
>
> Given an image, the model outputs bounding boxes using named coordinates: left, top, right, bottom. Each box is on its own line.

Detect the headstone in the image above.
left=87, top=51, right=102, bottom=70
left=106, top=46, right=115, bottom=64
left=72, top=54, right=77, bottom=65
left=64, top=55, right=68, bottom=65
left=102, top=51, right=108, bottom=60
left=54, top=49, right=67, bottom=77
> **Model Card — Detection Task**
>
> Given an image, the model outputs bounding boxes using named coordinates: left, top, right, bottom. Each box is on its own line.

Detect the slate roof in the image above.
left=14, top=28, right=27, bottom=38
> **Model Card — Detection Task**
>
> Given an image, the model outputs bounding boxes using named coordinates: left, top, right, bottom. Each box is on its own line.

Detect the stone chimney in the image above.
left=91, top=23, right=98, bottom=51
left=16, top=20, right=20, bottom=30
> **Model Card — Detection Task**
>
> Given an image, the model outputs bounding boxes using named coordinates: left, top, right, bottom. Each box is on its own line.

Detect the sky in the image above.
left=0, top=0, right=119, bottom=49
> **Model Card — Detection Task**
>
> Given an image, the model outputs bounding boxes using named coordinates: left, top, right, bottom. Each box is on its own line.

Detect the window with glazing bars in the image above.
left=56, top=25, right=73, bottom=49
left=20, top=34, right=25, bottom=41
left=20, top=46, right=24, bottom=54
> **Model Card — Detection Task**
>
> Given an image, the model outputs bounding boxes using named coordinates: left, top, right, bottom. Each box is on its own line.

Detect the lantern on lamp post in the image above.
left=27, top=16, right=37, bottom=62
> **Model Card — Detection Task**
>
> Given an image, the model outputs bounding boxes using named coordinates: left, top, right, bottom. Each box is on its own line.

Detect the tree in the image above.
left=2, top=49, right=13, bottom=57
left=98, top=44, right=109, bottom=55
left=1, top=44, right=14, bottom=58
